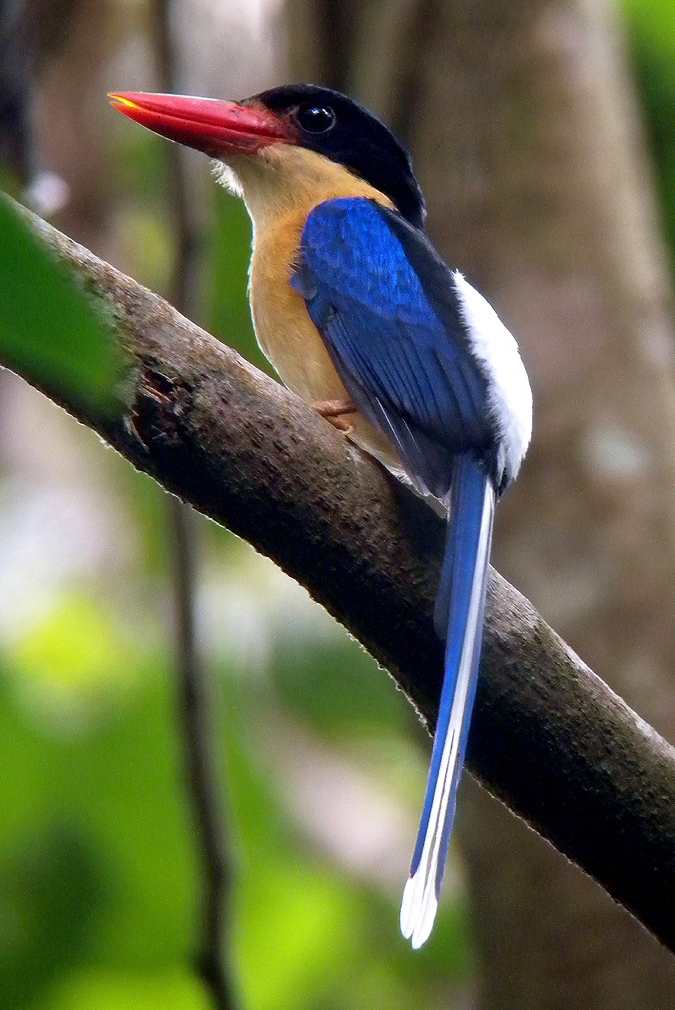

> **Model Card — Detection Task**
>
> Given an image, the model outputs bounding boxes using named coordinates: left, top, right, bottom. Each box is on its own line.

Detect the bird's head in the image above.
left=109, top=84, right=425, bottom=229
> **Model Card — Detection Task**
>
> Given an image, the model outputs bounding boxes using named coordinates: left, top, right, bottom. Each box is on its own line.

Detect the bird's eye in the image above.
left=297, top=104, right=336, bottom=133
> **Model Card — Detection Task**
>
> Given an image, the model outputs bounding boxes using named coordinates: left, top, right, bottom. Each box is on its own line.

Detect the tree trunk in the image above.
left=287, top=0, right=675, bottom=1004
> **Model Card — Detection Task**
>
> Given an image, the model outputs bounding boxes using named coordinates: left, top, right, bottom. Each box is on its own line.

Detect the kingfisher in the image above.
left=110, top=84, right=532, bottom=948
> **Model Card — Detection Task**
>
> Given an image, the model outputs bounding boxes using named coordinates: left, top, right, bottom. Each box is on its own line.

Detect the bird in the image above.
left=110, top=83, right=532, bottom=948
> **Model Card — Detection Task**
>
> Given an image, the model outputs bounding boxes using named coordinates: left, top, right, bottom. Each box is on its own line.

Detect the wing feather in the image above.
left=290, top=198, right=496, bottom=497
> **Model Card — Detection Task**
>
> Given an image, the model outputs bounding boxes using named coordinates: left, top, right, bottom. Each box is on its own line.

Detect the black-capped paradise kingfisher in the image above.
left=110, top=84, right=532, bottom=948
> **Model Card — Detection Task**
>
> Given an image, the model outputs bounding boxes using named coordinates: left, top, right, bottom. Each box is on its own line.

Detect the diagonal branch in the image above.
left=10, top=205, right=675, bottom=955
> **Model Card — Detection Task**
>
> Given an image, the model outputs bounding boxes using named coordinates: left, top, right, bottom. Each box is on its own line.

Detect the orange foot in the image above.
left=311, top=398, right=356, bottom=433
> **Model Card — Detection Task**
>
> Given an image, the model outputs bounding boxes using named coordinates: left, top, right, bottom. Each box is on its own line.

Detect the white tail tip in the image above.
left=400, top=871, right=439, bottom=948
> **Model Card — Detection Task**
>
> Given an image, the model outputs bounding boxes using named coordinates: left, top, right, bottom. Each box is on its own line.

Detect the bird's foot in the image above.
left=311, top=398, right=356, bottom=432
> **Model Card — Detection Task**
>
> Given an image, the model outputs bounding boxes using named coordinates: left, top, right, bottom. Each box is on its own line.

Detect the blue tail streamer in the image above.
left=400, top=454, right=494, bottom=947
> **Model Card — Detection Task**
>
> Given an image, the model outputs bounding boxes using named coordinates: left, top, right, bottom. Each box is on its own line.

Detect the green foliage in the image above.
left=270, top=638, right=407, bottom=738
left=0, top=200, right=123, bottom=418
left=0, top=594, right=473, bottom=1010
left=48, top=969, right=209, bottom=1010
left=625, top=0, right=675, bottom=256
left=206, top=187, right=271, bottom=375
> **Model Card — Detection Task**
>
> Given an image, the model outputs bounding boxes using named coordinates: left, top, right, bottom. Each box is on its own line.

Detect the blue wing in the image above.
left=290, top=197, right=496, bottom=499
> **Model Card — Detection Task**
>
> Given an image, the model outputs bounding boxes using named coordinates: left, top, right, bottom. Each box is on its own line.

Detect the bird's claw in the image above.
left=311, top=398, right=356, bottom=432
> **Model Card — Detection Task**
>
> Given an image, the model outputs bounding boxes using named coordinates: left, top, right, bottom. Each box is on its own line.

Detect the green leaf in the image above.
left=0, top=199, right=124, bottom=417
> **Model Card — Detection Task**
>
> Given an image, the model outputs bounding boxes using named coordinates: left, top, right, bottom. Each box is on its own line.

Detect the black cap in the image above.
left=253, top=84, right=426, bottom=230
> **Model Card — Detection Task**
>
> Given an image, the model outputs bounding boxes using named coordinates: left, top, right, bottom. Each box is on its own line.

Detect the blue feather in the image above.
left=401, top=455, right=494, bottom=947
left=291, top=198, right=496, bottom=497
left=291, top=196, right=505, bottom=946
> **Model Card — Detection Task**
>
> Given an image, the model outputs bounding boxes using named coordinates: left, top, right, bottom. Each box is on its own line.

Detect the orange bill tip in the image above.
left=108, top=92, right=139, bottom=110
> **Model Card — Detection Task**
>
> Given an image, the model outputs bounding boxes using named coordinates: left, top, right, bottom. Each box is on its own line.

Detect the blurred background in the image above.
left=3, top=0, right=675, bottom=1007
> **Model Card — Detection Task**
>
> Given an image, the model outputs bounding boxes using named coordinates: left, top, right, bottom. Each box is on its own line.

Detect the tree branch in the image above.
left=11, top=204, right=675, bottom=954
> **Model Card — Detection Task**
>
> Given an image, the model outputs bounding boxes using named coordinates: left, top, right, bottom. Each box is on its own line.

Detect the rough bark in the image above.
left=5, top=202, right=675, bottom=962
left=287, top=0, right=675, bottom=1003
